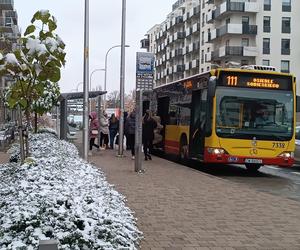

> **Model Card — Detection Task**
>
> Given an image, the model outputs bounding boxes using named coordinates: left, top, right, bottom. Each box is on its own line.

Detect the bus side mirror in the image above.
left=205, top=77, right=216, bottom=136
left=208, top=77, right=216, bottom=97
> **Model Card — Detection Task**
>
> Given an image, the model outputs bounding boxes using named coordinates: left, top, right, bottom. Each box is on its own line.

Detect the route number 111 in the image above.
left=227, top=76, right=238, bottom=86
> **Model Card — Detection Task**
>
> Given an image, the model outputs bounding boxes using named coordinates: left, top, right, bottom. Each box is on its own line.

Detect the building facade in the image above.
left=142, top=0, right=300, bottom=94
left=0, top=0, right=20, bottom=124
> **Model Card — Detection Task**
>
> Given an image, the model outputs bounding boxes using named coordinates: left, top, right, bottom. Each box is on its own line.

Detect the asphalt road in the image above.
left=189, top=160, right=300, bottom=202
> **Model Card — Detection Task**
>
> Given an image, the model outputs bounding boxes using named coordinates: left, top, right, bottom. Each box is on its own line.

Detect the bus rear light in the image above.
left=278, top=152, right=294, bottom=158
left=207, top=148, right=226, bottom=155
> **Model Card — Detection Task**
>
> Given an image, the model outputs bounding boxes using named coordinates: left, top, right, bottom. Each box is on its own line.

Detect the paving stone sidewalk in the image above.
left=89, top=149, right=300, bottom=250
left=0, top=151, right=9, bottom=164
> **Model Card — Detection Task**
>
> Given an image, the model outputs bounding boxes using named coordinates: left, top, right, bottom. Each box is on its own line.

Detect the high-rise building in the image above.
left=0, top=0, right=20, bottom=124
left=142, top=0, right=300, bottom=93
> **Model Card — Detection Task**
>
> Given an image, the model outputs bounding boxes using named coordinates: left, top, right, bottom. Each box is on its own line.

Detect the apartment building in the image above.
left=142, top=0, right=300, bottom=92
left=0, top=0, right=20, bottom=124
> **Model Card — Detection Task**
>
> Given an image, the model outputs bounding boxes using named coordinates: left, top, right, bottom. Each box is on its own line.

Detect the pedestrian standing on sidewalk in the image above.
left=124, top=111, right=130, bottom=150
left=125, top=110, right=136, bottom=159
left=142, top=110, right=157, bottom=160
left=99, top=110, right=109, bottom=149
left=109, top=113, right=119, bottom=149
left=89, top=111, right=100, bottom=156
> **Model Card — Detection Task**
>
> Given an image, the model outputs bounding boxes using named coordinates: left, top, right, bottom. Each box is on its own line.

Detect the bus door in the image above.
left=189, top=89, right=207, bottom=159
left=157, top=96, right=170, bottom=147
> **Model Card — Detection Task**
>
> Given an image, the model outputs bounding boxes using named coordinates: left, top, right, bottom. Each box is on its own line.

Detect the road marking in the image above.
left=265, top=166, right=279, bottom=170
left=291, top=172, right=300, bottom=176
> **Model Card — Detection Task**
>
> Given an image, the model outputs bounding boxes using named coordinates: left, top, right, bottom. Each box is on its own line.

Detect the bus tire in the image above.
left=245, top=164, right=261, bottom=172
left=179, top=135, right=188, bottom=163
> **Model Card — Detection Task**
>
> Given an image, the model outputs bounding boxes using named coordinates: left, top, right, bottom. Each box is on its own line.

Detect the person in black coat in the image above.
left=142, top=110, right=157, bottom=160
left=125, top=110, right=136, bottom=159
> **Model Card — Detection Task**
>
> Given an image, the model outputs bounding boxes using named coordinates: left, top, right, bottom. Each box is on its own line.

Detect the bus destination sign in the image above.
left=219, top=72, right=292, bottom=91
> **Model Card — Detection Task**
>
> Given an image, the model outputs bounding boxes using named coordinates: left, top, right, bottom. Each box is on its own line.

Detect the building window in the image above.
left=207, top=66, right=210, bottom=71
left=201, top=31, right=204, bottom=45
left=202, top=0, right=205, bottom=9
left=226, top=40, right=230, bottom=47
left=201, top=50, right=204, bottom=64
left=241, top=38, right=249, bottom=47
left=282, top=0, right=291, bottom=12
left=263, top=16, right=271, bottom=32
left=281, top=39, right=290, bottom=55
left=264, top=0, right=271, bottom=11
left=202, top=13, right=205, bottom=27
left=226, top=18, right=230, bottom=24
left=263, top=38, right=270, bottom=54
left=282, top=17, right=291, bottom=33
left=262, top=59, right=270, bottom=66
left=281, top=60, right=290, bottom=73
left=201, top=68, right=204, bottom=73
left=241, top=60, right=249, bottom=66
left=242, top=16, right=249, bottom=25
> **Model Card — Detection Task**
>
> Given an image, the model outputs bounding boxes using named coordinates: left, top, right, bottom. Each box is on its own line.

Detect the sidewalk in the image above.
left=0, top=151, right=9, bottom=164
left=89, top=149, right=300, bottom=249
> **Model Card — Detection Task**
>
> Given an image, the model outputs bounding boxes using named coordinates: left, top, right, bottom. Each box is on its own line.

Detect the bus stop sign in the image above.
left=136, top=52, right=154, bottom=91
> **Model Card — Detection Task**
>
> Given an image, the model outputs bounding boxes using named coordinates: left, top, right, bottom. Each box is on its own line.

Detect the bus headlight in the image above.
left=278, top=152, right=294, bottom=158
left=207, top=148, right=226, bottom=155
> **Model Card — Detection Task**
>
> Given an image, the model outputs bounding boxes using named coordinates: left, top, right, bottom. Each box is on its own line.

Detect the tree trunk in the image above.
left=34, top=112, right=38, bottom=133
left=18, top=106, right=25, bottom=163
left=24, top=109, right=31, bottom=157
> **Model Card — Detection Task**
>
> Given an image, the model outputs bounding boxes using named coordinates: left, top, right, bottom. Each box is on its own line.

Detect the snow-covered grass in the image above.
left=0, top=132, right=142, bottom=249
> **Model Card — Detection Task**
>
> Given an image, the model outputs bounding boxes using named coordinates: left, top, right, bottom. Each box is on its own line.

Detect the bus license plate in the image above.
left=245, top=159, right=263, bottom=164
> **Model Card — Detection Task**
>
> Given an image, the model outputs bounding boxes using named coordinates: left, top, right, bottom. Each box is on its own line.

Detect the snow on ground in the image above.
left=0, top=131, right=142, bottom=249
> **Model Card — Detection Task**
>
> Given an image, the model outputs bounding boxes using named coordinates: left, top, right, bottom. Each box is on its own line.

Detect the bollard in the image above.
left=38, top=240, right=58, bottom=250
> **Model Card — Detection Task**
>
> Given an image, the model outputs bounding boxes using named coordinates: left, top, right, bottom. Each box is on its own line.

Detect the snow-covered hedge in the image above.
left=0, top=132, right=142, bottom=249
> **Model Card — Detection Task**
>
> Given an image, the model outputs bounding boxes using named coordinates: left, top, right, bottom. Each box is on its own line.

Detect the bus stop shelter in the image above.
left=58, top=91, right=106, bottom=140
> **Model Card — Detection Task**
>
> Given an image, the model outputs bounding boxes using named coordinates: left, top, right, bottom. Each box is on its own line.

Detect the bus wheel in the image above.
left=245, top=164, right=261, bottom=172
left=179, top=136, right=188, bottom=163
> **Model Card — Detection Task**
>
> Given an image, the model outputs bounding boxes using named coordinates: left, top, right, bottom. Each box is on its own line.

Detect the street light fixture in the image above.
left=104, top=44, right=129, bottom=109
left=89, top=68, right=105, bottom=111
left=76, top=82, right=83, bottom=92
left=90, top=68, right=105, bottom=91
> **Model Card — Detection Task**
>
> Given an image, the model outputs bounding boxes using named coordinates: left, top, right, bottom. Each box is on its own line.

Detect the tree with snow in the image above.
left=0, top=10, right=66, bottom=159
left=0, top=10, right=66, bottom=125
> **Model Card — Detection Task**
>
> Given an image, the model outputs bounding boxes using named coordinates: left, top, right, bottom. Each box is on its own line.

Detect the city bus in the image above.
left=149, top=67, right=296, bottom=171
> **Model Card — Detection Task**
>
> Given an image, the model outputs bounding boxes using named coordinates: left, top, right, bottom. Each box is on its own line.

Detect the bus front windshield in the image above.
left=215, top=87, right=293, bottom=141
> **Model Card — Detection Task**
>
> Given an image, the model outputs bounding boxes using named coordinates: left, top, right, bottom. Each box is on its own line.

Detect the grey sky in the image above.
left=14, top=0, right=175, bottom=94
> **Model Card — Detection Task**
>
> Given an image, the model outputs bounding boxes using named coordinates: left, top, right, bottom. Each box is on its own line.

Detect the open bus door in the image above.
left=189, top=89, right=207, bottom=160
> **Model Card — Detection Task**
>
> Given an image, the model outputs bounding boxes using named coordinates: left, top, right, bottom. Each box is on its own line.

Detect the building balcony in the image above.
left=0, top=0, right=14, bottom=10
left=0, top=17, right=16, bottom=32
left=211, top=45, right=258, bottom=60
left=185, top=27, right=192, bottom=37
left=175, top=48, right=183, bottom=57
left=140, top=38, right=149, bottom=49
left=191, top=59, right=199, bottom=68
left=173, top=31, right=185, bottom=41
left=173, top=65, right=185, bottom=73
left=174, top=16, right=183, bottom=26
left=213, top=1, right=259, bottom=21
left=192, top=23, right=200, bottom=33
left=210, top=24, right=257, bottom=41
left=185, top=62, right=190, bottom=71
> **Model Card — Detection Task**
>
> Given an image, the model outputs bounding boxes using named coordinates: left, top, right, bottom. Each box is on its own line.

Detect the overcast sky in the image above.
left=14, top=0, right=175, bottom=94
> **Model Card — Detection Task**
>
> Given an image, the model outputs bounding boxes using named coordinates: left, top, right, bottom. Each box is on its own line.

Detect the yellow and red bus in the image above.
left=150, top=67, right=296, bottom=171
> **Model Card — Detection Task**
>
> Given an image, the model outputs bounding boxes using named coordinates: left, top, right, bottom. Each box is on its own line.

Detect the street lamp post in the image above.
left=104, top=44, right=129, bottom=109
left=83, top=0, right=89, bottom=160
left=76, top=82, right=83, bottom=92
left=118, top=0, right=127, bottom=157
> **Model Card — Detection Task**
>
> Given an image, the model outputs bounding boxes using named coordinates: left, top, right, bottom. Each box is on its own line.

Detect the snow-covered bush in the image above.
left=0, top=132, right=142, bottom=249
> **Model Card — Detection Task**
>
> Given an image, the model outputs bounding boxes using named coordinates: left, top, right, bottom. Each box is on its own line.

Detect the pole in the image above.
left=83, top=0, right=89, bottom=160
left=118, top=0, right=126, bottom=156
left=135, top=90, right=143, bottom=172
